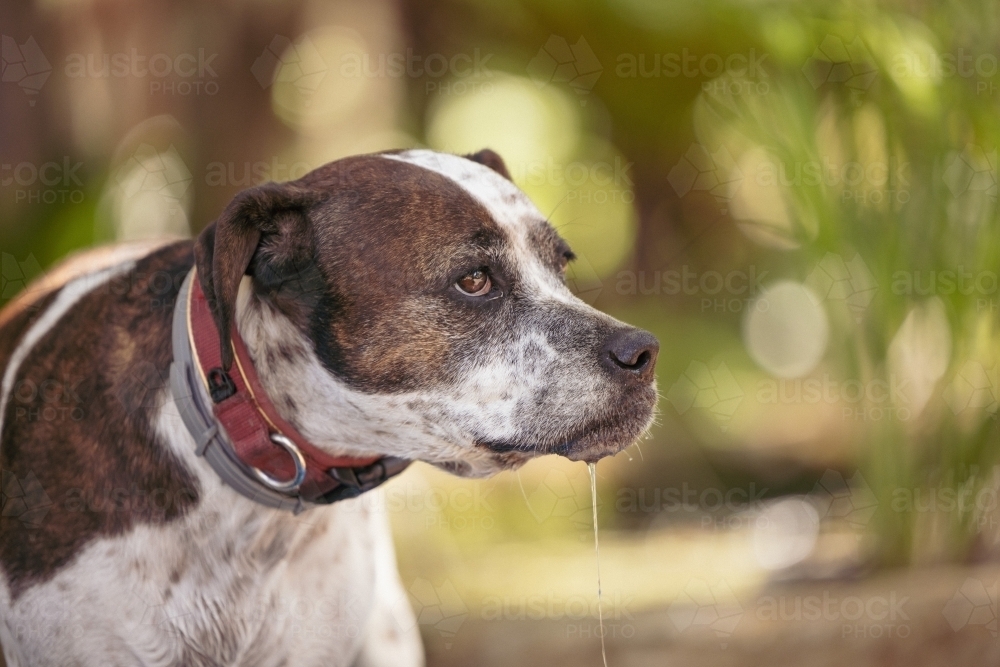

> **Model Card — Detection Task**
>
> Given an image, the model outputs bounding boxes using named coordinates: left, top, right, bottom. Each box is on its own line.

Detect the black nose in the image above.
left=600, top=328, right=659, bottom=382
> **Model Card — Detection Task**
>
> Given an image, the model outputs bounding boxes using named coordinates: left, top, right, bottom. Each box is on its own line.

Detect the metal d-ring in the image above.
left=251, top=433, right=307, bottom=493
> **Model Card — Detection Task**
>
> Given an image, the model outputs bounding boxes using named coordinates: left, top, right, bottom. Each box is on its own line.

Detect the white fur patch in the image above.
left=382, top=150, right=577, bottom=305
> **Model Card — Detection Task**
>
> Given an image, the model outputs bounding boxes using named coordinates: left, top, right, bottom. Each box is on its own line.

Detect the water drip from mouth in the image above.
left=588, top=461, right=609, bottom=667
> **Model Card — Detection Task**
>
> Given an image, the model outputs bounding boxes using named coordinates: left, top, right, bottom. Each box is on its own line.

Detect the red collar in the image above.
left=186, top=268, right=407, bottom=504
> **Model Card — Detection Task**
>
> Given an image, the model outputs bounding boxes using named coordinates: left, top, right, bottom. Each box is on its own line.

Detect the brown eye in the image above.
left=456, top=269, right=491, bottom=296
left=559, top=250, right=575, bottom=275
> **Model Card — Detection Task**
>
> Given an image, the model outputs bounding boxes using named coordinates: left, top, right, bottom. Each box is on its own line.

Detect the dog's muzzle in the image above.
left=170, top=268, right=409, bottom=514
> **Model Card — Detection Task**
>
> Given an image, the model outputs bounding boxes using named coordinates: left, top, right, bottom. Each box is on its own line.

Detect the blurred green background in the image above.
left=4, top=0, right=1000, bottom=664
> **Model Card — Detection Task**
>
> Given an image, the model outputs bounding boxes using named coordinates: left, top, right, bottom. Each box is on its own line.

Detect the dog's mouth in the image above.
left=474, top=402, right=656, bottom=464
left=428, top=416, right=650, bottom=478
left=428, top=382, right=658, bottom=477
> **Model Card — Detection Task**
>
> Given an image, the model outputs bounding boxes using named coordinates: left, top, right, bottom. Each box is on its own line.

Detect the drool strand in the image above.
left=588, top=461, right=609, bottom=667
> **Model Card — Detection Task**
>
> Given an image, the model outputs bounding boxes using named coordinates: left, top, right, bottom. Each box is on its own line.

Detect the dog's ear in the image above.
left=465, top=149, right=512, bottom=180
left=194, top=182, right=317, bottom=369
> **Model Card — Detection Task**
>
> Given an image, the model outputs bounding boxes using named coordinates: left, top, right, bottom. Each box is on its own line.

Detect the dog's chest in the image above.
left=5, top=390, right=383, bottom=666
left=0, top=243, right=421, bottom=666
left=6, top=487, right=381, bottom=667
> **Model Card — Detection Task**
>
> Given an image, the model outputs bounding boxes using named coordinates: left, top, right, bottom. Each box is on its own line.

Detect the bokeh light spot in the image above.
left=743, top=280, right=829, bottom=378
left=753, top=497, right=820, bottom=570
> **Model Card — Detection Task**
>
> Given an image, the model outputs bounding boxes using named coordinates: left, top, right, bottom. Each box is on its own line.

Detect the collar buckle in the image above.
left=326, top=457, right=410, bottom=501
left=207, top=367, right=236, bottom=403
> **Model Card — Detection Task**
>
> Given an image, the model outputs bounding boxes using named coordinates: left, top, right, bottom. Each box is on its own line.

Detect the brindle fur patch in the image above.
left=0, top=242, right=199, bottom=598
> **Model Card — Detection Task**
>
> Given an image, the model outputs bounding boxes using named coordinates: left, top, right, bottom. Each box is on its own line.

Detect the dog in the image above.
left=0, top=148, right=659, bottom=667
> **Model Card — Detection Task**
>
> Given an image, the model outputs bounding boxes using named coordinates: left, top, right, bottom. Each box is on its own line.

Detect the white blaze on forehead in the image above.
left=381, top=149, right=576, bottom=304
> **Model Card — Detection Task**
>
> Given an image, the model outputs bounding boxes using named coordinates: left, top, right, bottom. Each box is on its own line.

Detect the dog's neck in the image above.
left=233, top=278, right=414, bottom=463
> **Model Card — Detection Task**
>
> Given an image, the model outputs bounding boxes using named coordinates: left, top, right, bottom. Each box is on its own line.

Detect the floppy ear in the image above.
left=194, top=182, right=317, bottom=369
left=465, top=148, right=512, bottom=180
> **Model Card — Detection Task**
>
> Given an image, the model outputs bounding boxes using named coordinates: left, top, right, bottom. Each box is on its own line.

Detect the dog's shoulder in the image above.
left=0, top=239, right=179, bottom=334
left=0, top=239, right=201, bottom=599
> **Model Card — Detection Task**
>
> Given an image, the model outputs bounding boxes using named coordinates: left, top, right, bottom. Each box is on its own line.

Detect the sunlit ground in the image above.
left=386, top=457, right=999, bottom=665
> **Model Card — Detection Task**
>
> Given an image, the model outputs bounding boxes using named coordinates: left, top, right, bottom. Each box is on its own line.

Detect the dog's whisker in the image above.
left=543, top=192, right=572, bottom=222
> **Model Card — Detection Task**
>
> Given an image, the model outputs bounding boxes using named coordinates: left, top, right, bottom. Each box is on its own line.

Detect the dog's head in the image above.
left=194, top=149, right=658, bottom=476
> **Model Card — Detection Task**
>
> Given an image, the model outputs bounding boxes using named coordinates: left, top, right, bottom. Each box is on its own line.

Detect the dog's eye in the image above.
left=456, top=270, right=492, bottom=296
left=559, top=250, right=576, bottom=274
